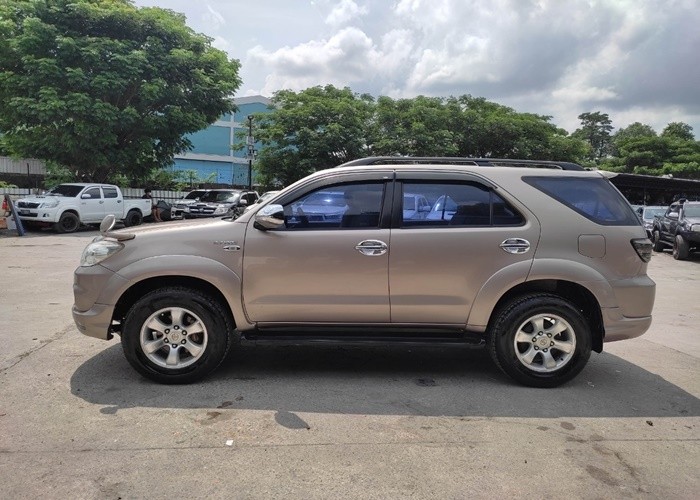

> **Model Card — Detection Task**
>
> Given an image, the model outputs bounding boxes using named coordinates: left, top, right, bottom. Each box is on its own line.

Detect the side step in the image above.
left=240, top=328, right=486, bottom=348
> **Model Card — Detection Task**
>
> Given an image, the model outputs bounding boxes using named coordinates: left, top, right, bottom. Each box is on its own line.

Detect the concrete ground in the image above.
left=0, top=228, right=698, bottom=499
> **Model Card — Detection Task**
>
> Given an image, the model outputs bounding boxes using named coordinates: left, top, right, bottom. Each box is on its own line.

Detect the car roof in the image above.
left=338, top=156, right=586, bottom=171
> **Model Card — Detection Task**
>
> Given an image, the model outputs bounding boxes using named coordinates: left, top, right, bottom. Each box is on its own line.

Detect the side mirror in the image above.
left=668, top=212, right=679, bottom=220
left=100, top=214, right=116, bottom=233
left=239, top=199, right=248, bottom=206
left=254, top=204, right=284, bottom=230
left=81, top=193, right=92, bottom=199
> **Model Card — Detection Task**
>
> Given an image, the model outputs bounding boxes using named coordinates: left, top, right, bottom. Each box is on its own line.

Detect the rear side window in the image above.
left=401, top=182, right=524, bottom=227
left=524, top=176, right=639, bottom=225
left=102, top=187, right=118, bottom=199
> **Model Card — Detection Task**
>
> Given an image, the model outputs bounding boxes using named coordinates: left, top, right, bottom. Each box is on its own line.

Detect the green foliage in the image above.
left=0, top=0, right=241, bottom=182
left=255, top=87, right=588, bottom=186
left=44, top=162, right=77, bottom=188
left=0, top=180, right=18, bottom=188
left=662, top=122, right=695, bottom=141
left=571, top=111, right=613, bottom=161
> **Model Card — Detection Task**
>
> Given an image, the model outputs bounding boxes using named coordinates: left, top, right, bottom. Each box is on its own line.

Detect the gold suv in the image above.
left=73, top=158, right=656, bottom=387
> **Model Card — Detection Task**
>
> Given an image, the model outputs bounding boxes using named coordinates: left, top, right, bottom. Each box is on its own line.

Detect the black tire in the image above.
left=121, top=287, right=233, bottom=384
left=488, top=293, right=592, bottom=388
left=652, top=230, right=664, bottom=252
left=123, top=209, right=143, bottom=227
left=54, top=212, right=80, bottom=233
left=673, top=234, right=689, bottom=260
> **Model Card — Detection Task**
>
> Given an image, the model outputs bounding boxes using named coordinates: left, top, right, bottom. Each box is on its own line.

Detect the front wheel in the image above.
left=121, top=287, right=233, bottom=384
left=673, top=234, right=689, bottom=260
left=652, top=230, right=664, bottom=252
left=54, top=212, right=80, bottom=233
left=488, top=293, right=592, bottom=388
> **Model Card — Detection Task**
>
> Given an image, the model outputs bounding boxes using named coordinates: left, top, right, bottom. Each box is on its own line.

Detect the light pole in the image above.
left=246, top=115, right=255, bottom=189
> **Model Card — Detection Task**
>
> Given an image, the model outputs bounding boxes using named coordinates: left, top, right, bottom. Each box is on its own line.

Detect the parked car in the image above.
left=652, top=199, right=700, bottom=260
left=14, top=183, right=151, bottom=233
left=403, top=193, right=431, bottom=220
left=73, top=157, right=655, bottom=388
left=170, top=190, right=209, bottom=219
left=181, top=189, right=258, bottom=219
left=243, top=190, right=281, bottom=214
left=637, top=206, right=666, bottom=237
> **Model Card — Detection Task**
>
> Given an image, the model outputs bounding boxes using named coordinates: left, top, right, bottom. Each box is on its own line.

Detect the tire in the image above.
left=54, top=212, right=80, bottom=233
left=673, top=234, right=689, bottom=260
left=652, top=230, right=664, bottom=252
left=123, top=210, right=143, bottom=227
left=488, top=293, right=592, bottom=388
left=121, top=287, right=233, bottom=384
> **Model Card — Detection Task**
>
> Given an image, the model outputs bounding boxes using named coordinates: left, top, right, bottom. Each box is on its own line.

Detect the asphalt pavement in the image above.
left=0, top=227, right=698, bottom=499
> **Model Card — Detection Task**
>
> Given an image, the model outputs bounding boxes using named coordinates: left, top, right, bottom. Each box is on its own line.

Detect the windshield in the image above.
left=198, top=191, right=239, bottom=203
left=184, top=190, right=207, bottom=200
left=684, top=205, right=700, bottom=217
left=48, top=185, right=83, bottom=197
left=642, top=208, right=666, bottom=220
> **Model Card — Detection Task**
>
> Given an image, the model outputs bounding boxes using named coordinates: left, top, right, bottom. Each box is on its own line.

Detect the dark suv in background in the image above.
left=182, top=189, right=259, bottom=219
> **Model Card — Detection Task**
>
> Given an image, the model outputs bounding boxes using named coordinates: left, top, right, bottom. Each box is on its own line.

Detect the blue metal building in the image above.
left=172, top=95, right=271, bottom=187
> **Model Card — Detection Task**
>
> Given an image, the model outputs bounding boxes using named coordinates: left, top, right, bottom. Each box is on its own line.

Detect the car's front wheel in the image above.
left=121, top=287, right=233, bottom=384
left=652, top=230, right=664, bottom=252
left=673, top=234, right=689, bottom=260
left=488, top=293, right=592, bottom=388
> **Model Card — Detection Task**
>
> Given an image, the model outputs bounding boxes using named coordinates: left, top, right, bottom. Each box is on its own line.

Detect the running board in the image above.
left=240, top=329, right=486, bottom=348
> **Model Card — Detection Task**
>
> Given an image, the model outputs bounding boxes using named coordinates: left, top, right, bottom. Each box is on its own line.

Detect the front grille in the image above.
left=17, top=201, right=40, bottom=209
left=188, top=204, right=217, bottom=215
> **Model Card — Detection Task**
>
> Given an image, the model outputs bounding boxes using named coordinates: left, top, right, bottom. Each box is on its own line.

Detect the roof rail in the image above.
left=337, top=156, right=585, bottom=171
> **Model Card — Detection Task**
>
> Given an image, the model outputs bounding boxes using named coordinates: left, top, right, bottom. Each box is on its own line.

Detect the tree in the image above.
left=571, top=111, right=614, bottom=162
left=661, top=122, right=695, bottom=141
left=0, top=0, right=241, bottom=183
left=254, top=85, right=375, bottom=186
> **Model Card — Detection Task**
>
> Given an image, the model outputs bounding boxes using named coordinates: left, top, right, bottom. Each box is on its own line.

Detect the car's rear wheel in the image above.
left=488, top=293, right=592, bottom=388
left=121, top=287, right=233, bottom=384
left=123, top=209, right=143, bottom=227
left=673, top=234, right=689, bottom=260
left=652, top=230, right=664, bottom=252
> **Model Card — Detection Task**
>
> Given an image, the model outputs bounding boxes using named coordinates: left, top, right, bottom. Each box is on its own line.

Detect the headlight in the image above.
left=213, top=205, right=228, bottom=215
left=80, top=240, right=124, bottom=267
left=41, top=199, right=59, bottom=208
left=182, top=206, right=190, bottom=212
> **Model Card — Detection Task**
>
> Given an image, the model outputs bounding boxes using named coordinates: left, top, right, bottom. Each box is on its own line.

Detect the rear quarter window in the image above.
left=524, top=176, right=639, bottom=226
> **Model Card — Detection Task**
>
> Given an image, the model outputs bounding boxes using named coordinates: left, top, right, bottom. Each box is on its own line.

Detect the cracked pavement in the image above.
left=0, top=230, right=698, bottom=499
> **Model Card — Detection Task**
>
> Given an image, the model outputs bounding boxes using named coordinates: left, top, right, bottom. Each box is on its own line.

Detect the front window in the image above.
left=282, top=183, right=385, bottom=230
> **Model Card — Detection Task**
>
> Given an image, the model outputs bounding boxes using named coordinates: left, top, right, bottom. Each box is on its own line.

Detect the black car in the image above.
left=182, top=189, right=259, bottom=219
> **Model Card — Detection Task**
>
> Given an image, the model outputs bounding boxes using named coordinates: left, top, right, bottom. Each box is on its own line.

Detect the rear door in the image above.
left=101, top=186, right=122, bottom=218
left=389, top=172, right=540, bottom=325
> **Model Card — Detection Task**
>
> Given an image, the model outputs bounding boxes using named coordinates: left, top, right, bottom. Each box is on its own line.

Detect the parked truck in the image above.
left=651, top=199, right=700, bottom=260
left=15, top=183, right=152, bottom=233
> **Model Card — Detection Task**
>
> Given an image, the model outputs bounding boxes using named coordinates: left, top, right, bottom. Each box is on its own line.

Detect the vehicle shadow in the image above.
left=70, top=343, right=700, bottom=418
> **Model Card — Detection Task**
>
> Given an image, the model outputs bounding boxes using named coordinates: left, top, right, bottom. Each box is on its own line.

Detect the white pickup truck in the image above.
left=15, top=183, right=152, bottom=233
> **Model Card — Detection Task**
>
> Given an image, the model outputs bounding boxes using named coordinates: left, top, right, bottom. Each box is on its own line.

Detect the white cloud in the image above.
left=202, top=4, right=225, bottom=31
left=325, top=0, right=369, bottom=26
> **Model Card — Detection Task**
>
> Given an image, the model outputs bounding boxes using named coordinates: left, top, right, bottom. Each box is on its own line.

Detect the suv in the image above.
left=72, top=157, right=655, bottom=387
left=181, top=189, right=258, bottom=219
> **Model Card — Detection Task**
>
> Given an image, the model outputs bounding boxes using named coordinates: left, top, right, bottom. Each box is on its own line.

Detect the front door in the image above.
left=79, top=186, right=105, bottom=222
left=242, top=181, right=391, bottom=323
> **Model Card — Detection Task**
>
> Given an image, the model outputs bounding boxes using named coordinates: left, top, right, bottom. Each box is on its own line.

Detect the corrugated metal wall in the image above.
left=0, top=157, right=47, bottom=175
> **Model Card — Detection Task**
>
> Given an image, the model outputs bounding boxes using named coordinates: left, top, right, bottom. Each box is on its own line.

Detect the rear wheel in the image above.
left=488, top=293, right=592, bottom=388
left=121, top=287, right=233, bottom=384
left=54, top=212, right=80, bottom=233
left=673, top=234, right=689, bottom=260
left=652, top=230, right=664, bottom=252
left=123, top=209, right=143, bottom=227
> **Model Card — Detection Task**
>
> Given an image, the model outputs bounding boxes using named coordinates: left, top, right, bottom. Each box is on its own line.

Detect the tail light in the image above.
left=631, top=238, right=652, bottom=262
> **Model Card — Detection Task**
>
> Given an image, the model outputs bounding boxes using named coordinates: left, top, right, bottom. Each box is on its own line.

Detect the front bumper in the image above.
left=17, top=206, right=60, bottom=223
left=72, top=303, right=116, bottom=340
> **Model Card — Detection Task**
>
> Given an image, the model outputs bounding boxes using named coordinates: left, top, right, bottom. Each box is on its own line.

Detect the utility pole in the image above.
left=246, top=115, right=255, bottom=189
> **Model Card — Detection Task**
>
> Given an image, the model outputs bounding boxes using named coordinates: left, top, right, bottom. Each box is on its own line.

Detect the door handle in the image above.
left=355, top=240, right=388, bottom=256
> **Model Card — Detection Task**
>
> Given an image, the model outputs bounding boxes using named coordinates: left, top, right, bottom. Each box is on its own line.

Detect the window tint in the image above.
left=401, top=182, right=523, bottom=227
left=283, top=183, right=385, bottom=230
left=524, top=177, right=639, bottom=225
left=102, top=187, right=118, bottom=199
left=84, top=187, right=101, bottom=199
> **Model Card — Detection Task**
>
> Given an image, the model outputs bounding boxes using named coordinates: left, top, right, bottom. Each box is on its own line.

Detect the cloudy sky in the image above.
left=133, top=0, right=699, bottom=136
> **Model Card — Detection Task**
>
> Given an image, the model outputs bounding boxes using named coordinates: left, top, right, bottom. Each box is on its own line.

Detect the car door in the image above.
left=388, top=173, right=540, bottom=325
left=101, top=186, right=122, bottom=218
left=79, top=186, right=105, bottom=222
left=242, top=177, right=392, bottom=324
